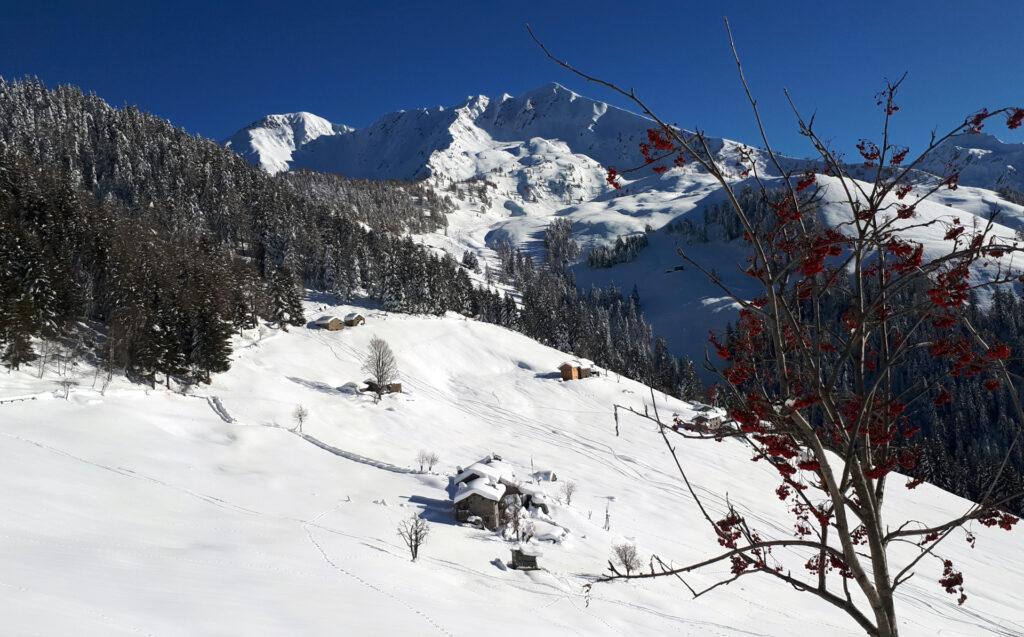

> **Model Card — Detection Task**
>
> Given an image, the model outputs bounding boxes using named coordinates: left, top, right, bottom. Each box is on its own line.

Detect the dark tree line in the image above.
left=0, top=78, right=464, bottom=386
left=895, top=286, right=1024, bottom=514
left=665, top=187, right=772, bottom=243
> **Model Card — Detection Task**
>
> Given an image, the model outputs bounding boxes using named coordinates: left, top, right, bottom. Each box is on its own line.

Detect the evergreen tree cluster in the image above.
left=0, top=147, right=309, bottom=385
left=895, top=286, right=1024, bottom=514
left=0, top=77, right=462, bottom=385
left=587, top=232, right=650, bottom=268
left=665, top=187, right=768, bottom=243
left=542, top=217, right=581, bottom=271
left=281, top=169, right=454, bottom=234
left=997, top=186, right=1024, bottom=206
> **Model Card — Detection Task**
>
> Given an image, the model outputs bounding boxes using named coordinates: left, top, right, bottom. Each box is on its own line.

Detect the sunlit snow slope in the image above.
left=1, top=301, right=1021, bottom=636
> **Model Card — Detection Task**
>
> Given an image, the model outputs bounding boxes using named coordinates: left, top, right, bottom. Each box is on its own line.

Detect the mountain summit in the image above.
left=916, top=133, right=1023, bottom=192
left=224, top=83, right=739, bottom=183
left=224, top=111, right=353, bottom=175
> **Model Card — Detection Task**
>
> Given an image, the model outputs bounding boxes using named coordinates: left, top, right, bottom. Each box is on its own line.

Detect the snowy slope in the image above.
left=566, top=174, right=1024, bottom=365
left=224, top=112, right=353, bottom=174
left=1, top=301, right=1023, bottom=636
left=917, top=133, right=1024, bottom=192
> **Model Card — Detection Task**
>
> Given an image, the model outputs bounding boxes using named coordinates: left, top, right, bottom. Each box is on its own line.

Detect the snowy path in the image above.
left=297, top=433, right=424, bottom=475
left=206, top=396, right=234, bottom=423
left=0, top=392, right=47, bottom=405
left=204, top=390, right=423, bottom=475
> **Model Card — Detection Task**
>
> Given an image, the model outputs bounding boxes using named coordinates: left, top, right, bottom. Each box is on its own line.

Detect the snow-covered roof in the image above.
left=691, top=403, right=725, bottom=415
left=344, top=312, right=364, bottom=321
left=517, top=482, right=546, bottom=499
left=453, top=477, right=506, bottom=503
left=559, top=359, right=592, bottom=369
left=314, top=315, right=341, bottom=324
left=693, top=412, right=725, bottom=421
left=453, top=455, right=517, bottom=486
left=513, top=542, right=544, bottom=556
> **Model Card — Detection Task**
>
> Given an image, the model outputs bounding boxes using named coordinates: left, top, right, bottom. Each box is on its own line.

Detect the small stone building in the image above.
left=452, top=455, right=521, bottom=529
left=454, top=479, right=506, bottom=529
left=510, top=544, right=541, bottom=570
left=314, top=315, right=344, bottom=331
left=344, top=312, right=366, bottom=327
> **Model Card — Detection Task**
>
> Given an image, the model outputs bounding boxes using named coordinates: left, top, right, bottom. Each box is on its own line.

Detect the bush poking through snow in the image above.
left=613, top=543, right=642, bottom=576
left=416, top=450, right=440, bottom=472
left=57, top=377, right=79, bottom=400
left=397, top=514, right=430, bottom=561
left=292, top=404, right=309, bottom=433
left=560, top=480, right=577, bottom=506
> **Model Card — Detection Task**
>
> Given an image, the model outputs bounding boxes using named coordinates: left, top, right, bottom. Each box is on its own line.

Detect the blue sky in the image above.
left=2, top=1, right=1021, bottom=156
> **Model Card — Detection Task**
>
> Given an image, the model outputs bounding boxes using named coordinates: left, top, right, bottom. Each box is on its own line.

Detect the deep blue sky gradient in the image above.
left=2, top=1, right=1022, bottom=156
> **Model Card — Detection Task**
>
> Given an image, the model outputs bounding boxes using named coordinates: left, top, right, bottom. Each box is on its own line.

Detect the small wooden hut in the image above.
left=314, top=315, right=344, bottom=331
left=363, top=379, right=403, bottom=395
left=343, top=312, right=366, bottom=327
left=558, top=360, right=592, bottom=381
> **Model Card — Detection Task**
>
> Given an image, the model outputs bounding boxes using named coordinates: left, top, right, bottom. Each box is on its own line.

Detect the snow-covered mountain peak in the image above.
left=918, top=132, right=1024, bottom=191
left=224, top=111, right=352, bottom=175
left=223, top=83, right=693, bottom=181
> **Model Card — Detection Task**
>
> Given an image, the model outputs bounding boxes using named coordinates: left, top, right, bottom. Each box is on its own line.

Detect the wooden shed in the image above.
left=314, top=315, right=344, bottom=331
left=558, top=360, right=592, bottom=381
left=363, top=380, right=403, bottom=395
left=344, top=312, right=366, bottom=327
